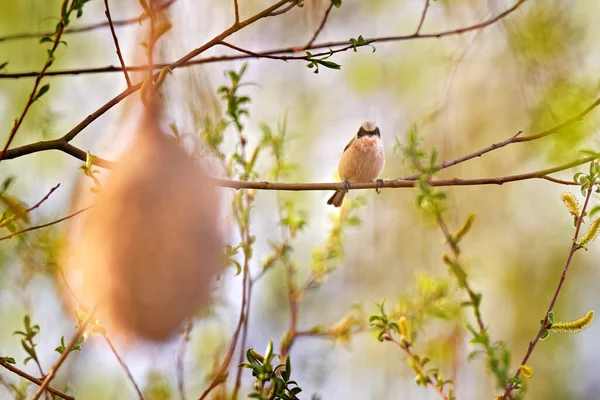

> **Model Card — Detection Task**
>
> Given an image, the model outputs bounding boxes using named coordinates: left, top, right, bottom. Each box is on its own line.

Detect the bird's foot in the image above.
left=375, top=179, right=384, bottom=194
left=343, top=179, right=351, bottom=194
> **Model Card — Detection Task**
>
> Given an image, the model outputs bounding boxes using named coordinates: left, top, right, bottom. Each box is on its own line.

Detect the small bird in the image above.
left=327, top=121, right=385, bottom=207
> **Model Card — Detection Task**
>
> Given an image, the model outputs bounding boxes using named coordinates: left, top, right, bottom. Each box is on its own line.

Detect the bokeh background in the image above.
left=1, top=0, right=600, bottom=399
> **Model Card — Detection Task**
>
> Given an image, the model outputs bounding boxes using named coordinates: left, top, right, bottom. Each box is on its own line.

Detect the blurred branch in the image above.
left=102, top=334, right=145, bottom=400
left=0, top=358, right=74, bottom=400
left=386, top=333, right=448, bottom=400
left=0, top=205, right=93, bottom=242
left=267, top=1, right=298, bottom=17
left=176, top=320, right=193, bottom=400
left=104, top=0, right=131, bottom=87
left=0, top=184, right=60, bottom=229
left=415, top=0, right=431, bottom=34
left=501, top=172, right=597, bottom=399
left=0, top=0, right=178, bottom=42
left=305, top=3, right=334, bottom=48
left=0, top=0, right=528, bottom=80
left=31, top=312, right=96, bottom=400
left=0, top=0, right=290, bottom=166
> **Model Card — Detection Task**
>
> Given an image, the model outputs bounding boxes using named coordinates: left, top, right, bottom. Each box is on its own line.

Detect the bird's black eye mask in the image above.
left=357, top=126, right=381, bottom=139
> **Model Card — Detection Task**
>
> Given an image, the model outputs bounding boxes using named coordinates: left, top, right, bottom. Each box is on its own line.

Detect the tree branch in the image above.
left=0, top=205, right=93, bottom=242
left=415, top=0, right=431, bottom=34
left=104, top=0, right=131, bottom=87
left=102, top=334, right=145, bottom=400
left=0, top=184, right=60, bottom=229
left=0, top=0, right=178, bottom=43
left=305, top=3, right=334, bottom=48
left=0, top=0, right=528, bottom=80
left=31, top=312, right=95, bottom=400
left=501, top=173, right=596, bottom=399
left=0, top=358, right=74, bottom=400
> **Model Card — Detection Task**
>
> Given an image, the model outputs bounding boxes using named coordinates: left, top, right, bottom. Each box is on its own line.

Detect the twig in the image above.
left=176, top=320, right=193, bottom=400
left=104, top=0, right=131, bottom=87
left=197, top=242, right=252, bottom=400
left=0, top=184, right=60, bottom=229
left=30, top=311, right=96, bottom=400
left=0, top=0, right=528, bottom=81
left=0, top=1, right=75, bottom=162
left=0, top=358, right=74, bottom=400
left=102, top=334, right=145, bottom=400
left=501, top=174, right=596, bottom=399
left=0, top=0, right=178, bottom=42
left=387, top=334, right=448, bottom=400
left=268, top=1, right=298, bottom=17
left=0, top=205, right=94, bottom=242
left=415, top=0, right=431, bottom=34
left=305, top=3, right=334, bottom=48
left=234, top=0, right=240, bottom=25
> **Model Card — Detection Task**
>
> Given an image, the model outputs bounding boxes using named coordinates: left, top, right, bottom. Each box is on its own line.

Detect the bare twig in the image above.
left=0, top=358, right=74, bottom=400
left=305, top=3, right=334, bottom=48
left=501, top=173, right=596, bottom=399
left=234, top=0, right=240, bottom=25
left=0, top=184, right=60, bottom=229
left=176, top=320, right=193, bottom=400
left=268, top=1, right=298, bottom=17
left=30, top=311, right=95, bottom=400
left=0, top=1, right=75, bottom=162
left=104, top=0, right=131, bottom=87
left=0, top=0, right=528, bottom=81
left=102, top=334, right=145, bottom=400
left=0, top=205, right=93, bottom=242
left=415, top=0, right=431, bottom=34
left=0, top=0, right=178, bottom=42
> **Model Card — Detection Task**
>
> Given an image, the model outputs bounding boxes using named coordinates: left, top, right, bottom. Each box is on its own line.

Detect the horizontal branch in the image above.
left=0, top=0, right=527, bottom=80
left=0, top=358, right=74, bottom=400
left=214, top=157, right=589, bottom=191
left=0, top=0, right=178, bottom=43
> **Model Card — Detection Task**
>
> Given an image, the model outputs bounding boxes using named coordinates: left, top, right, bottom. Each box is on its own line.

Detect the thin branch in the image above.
left=0, top=359, right=74, bottom=400
left=501, top=174, right=596, bottom=399
left=212, top=157, right=589, bottom=191
left=0, top=0, right=178, bottom=42
left=268, top=1, right=298, bottom=17
left=31, top=312, right=96, bottom=400
left=0, top=0, right=75, bottom=163
left=102, top=334, right=145, bottom=400
left=0, top=0, right=528, bottom=81
left=176, top=320, right=193, bottom=400
left=305, top=3, right=334, bottom=48
left=104, top=0, right=131, bottom=87
left=415, top=0, right=431, bottom=34
left=234, top=0, right=240, bottom=25
left=0, top=205, right=93, bottom=242
left=0, top=184, right=60, bottom=229
left=387, top=335, right=448, bottom=400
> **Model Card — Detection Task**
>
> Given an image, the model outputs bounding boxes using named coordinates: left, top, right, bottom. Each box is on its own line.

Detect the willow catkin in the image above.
left=61, top=112, right=221, bottom=341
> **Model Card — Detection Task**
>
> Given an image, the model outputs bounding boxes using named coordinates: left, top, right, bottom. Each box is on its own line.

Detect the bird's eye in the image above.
left=357, top=128, right=366, bottom=138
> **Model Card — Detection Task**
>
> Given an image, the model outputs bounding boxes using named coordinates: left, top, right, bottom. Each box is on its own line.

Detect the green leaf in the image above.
left=33, top=84, right=50, bottom=103
left=40, top=36, right=53, bottom=44
left=331, top=0, right=342, bottom=7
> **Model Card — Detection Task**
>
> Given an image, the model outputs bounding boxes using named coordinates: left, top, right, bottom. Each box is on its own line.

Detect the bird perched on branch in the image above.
left=327, top=121, right=385, bottom=207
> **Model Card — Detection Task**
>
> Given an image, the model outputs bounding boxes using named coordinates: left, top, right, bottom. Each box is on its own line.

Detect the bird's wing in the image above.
left=343, top=138, right=354, bottom=153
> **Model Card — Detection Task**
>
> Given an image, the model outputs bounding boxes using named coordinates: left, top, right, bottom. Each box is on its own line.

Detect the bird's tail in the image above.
left=327, top=190, right=345, bottom=207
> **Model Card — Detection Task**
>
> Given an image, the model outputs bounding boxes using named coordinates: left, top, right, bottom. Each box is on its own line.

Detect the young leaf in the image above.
left=33, top=84, right=50, bottom=103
